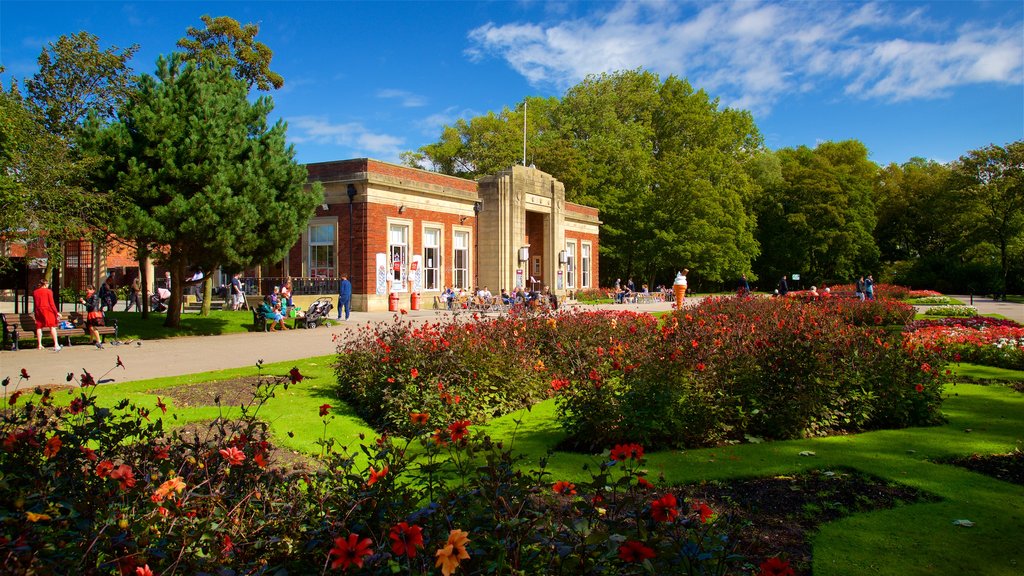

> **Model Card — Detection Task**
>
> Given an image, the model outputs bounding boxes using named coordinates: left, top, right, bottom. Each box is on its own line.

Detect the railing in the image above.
left=238, top=277, right=338, bottom=297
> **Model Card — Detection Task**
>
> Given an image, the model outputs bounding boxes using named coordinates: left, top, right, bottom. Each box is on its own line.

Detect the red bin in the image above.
left=389, top=291, right=399, bottom=312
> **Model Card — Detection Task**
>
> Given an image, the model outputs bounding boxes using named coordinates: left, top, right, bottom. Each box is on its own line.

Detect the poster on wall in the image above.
left=557, top=270, right=564, bottom=290
left=375, top=253, right=387, bottom=295
left=515, top=269, right=524, bottom=289
left=410, top=255, right=422, bottom=291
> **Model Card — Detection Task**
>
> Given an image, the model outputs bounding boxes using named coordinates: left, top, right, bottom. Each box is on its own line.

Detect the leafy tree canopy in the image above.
left=80, top=55, right=321, bottom=327
left=177, top=15, right=284, bottom=91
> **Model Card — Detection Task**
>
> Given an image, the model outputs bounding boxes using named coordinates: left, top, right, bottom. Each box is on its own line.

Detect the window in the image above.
left=565, top=241, right=576, bottom=289
left=308, top=223, right=336, bottom=277
left=453, top=230, right=469, bottom=289
left=581, top=243, right=592, bottom=288
left=423, top=227, right=441, bottom=291
left=389, top=223, right=410, bottom=290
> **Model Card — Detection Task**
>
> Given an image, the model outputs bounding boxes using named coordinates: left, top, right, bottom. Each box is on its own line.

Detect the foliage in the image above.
left=905, top=317, right=1024, bottom=370
left=574, top=287, right=615, bottom=303
left=80, top=55, right=322, bottom=328
left=873, top=158, right=956, bottom=263
left=177, top=15, right=284, bottom=91
left=923, top=305, right=978, bottom=318
left=0, top=364, right=752, bottom=575
left=754, top=141, right=880, bottom=285
left=337, top=301, right=945, bottom=452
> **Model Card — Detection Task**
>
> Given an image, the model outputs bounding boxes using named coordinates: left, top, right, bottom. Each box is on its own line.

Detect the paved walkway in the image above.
left=2, top=296, right=1019, bottom=391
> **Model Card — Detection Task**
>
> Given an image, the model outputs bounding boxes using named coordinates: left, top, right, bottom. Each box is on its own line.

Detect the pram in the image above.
left=150, top=288, right=170, bottom=312
left=296, top=297, right=334, bottom=329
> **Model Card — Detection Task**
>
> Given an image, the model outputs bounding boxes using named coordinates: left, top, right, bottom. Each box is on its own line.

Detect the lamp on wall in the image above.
left=320, top=203, right=328, bottom=211
left=398, top=205, right=405, bottom=214
left=558, top=250, right=568, bottom=264
left=519, top=246, right=530, bottom=262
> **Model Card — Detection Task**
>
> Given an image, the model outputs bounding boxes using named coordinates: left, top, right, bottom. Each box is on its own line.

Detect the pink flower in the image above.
left=220, top=446, right=246, bottom=466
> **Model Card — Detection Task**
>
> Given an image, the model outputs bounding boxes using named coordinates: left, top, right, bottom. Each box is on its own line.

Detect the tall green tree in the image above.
left=755, top=141, right=880, bottom=284
left=177, top=15, right=283, bottom=91
left=24, top=31, right=138, bottom=139
left=874, top=158, right=956, bottom=262
left=81, top=55, right=322, bottom=327
left=951, top=141, right=1024, bottom=298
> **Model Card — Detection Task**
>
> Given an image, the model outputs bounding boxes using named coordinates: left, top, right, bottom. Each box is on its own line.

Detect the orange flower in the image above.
left=435, top=529, right=471, bottom=576
left=367, top=465, right=388, bottom=486
left=151, top=476, right=186, bottom=503
left=220, top=447, right=246, bottom=466
left=135, top=565, right=154, bottom=576
left=110, top=464, right=136, bottom=490
left=410, top=367, right=419, bottom=379
left=95, top=460, right=114, bottom=478
left=609, top=443, right=644, bottom=461
left=43, top=435, right=62, bottom=459
left=448, top=420, right=471, bottom=442
left=410, top=412, right=430, bottom=425
left=552, top=481, right=577, bottom=495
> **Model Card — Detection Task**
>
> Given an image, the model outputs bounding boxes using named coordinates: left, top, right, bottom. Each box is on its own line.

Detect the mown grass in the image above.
left=57, top=356, right=1024, bottom=576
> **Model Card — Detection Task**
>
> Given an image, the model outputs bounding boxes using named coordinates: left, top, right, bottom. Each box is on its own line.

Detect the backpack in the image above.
left=86, top=293, right=101, bottom=312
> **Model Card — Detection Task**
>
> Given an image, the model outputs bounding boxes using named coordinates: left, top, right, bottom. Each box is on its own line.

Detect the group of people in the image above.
left=439, top=284, right=557, bottom=311
left=258, top=283, right=293, bottom=331
left=29, top=278, right=108, bottom=351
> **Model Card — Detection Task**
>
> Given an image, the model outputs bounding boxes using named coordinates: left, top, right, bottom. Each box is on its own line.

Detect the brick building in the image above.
left=281, top=159, right=601, bottom=311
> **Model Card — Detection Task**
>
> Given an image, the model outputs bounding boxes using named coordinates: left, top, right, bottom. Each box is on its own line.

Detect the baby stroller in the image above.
left=297, top=297, right=334, bottom=329
left=150, top=288, right=170, bottom=312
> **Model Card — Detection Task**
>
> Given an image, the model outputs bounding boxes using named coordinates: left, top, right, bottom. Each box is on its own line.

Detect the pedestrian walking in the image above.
left=337, top=274, right=352, bottom=320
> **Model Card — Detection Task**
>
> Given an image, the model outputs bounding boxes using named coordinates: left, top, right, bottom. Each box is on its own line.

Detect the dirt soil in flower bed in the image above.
left=150, top=375, right=263, bottom=408
left=938, top=450, right=1024, bottom=487
left=677, top=469, right=938, bottom=574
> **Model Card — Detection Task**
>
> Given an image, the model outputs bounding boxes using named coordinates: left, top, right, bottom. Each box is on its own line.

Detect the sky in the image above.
left=1, top=1, right=1022, bottom=168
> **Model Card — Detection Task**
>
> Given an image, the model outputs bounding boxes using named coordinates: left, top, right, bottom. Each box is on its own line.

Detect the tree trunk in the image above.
left=138, top=243, right=151, bottom=320
left=163, top=261, right=185, bottom=328
left=200, top=276, right=213, bottom=316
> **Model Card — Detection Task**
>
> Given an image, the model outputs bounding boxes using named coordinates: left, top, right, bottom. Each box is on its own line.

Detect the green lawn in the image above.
left=66, top=357, right=1024, bottom=576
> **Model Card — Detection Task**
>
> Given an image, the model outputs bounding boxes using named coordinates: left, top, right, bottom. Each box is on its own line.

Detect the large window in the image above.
left=565, top=241, right=576, bottom=289
left=308, top=223, right=336, bottom=277
left=389, top=223, right=409, bottom=290
left=453, top=230, right=469, bottom=289
left=423, top=226, right=441, bottom=291
left=581, top=242, right=592, bottom=288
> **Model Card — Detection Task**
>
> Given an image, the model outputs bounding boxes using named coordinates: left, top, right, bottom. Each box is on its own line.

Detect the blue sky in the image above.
left=2, top=1, right=1021, bottom=167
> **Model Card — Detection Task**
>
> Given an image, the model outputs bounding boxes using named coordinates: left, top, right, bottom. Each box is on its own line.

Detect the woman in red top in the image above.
left=32, top=279, right=61, bottom=351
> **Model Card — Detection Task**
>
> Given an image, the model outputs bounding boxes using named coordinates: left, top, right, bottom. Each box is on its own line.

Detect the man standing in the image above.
left=856, top=275, right=866, bottom=301
left=865, top=274, right=875, bottom=300
left=230, top=273, right=245, bottom=311
left=673, top=268, right=688, bottom=309
left=777, top=275, right=789, bottom=297
left=338, top=274, right=352, bottom=320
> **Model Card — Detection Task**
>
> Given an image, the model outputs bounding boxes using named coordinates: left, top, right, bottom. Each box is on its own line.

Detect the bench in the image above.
left=631, top=292, right=665, bottom=304
left=252, top=308, right=269, bottom=332
left=1, top=312, right=119, bottom=351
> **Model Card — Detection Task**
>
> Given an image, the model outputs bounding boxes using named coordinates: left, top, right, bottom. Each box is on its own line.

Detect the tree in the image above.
left=951, top=141, right=1024, bottom=299
left=177, top=15, right=283, bottom=91
left=24, top=31, right=138, bottom=139
left=81, top=55, right=322, bottom=327
left=874, top=158, right=955, bottom=262
left=755, top=141, right=879, bottom=285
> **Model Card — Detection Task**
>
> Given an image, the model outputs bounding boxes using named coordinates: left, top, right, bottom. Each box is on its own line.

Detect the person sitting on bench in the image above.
left=259, top=295, right=289, bottom=331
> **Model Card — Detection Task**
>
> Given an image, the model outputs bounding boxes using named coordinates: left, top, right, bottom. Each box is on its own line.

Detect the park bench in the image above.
left=252, top=307, right=270, bottom=332
left=1, top=312, right=118, bottom=351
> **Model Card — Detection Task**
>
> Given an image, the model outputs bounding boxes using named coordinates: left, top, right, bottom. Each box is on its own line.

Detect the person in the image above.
left=615, top=278, right=622, bottom=291
left=441, top=286, right=456, bottom=310
left=865, top=274, right=875, bottom=300
left=641, top=283, right=650, bottom=293
left=259, top=295, right=288, bottom=331
left=738, top=274, right=750, bottom=297
left=32, top=279, right=62, bottom=351
left=188, top=270, right=204, bottom=303
left=673, top=268, right=688, bottom=309
left=543, top=285, right=558, bottom=310
left=125, top=276, right=141, bottom=312
left=808, top=285, right=819, bottom=300
left=337, top=274, right=352, bottom=320
left=500, top=288, right=512, bottom=306
left=855, top=276, right=865, bottom=301
left=98, top=279, right=116, bottom=312
left=615, top=283, right=632, bottom=304
left=626, top=277, right=636, bottom=293
left=80, top=285, right=106, bottom=349
left=282, top=278, right=294, bottom=308
left=163, top=271, right=172, bottom=291
left=230, top=273, right=245, bottom=311
left=777, top=275, right=789, bottom=297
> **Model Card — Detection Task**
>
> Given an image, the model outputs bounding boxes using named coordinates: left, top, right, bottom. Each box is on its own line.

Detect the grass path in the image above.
left=75, top=357, right=1024, bottom=576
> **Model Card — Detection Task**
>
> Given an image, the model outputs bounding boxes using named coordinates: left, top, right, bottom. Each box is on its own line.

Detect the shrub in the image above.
left=1, top=365, right=754, bottom=575
left=908, top=296, right=957, bottom=305
left=904, top=317, right=1024, bottom=370
left=924, top=305, right=978, bottom=317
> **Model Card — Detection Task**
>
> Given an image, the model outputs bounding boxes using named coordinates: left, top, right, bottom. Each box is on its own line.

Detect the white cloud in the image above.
left=376, top=89, right=428, bottom=108
left=286, top=115, right=405, bottom=158
left=466, top=0, right=1024, bottom=114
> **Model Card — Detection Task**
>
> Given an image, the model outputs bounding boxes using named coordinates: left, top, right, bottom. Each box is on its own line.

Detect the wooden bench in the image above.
left=1, top=312, right=119, bottom=351
left=252, top=308, right=269, bottom=332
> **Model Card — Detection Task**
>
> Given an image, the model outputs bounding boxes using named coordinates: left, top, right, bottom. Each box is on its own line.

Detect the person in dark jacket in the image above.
left=337, top=274, right=352, bottom=320
left=777, top=276, right=789, bottom=297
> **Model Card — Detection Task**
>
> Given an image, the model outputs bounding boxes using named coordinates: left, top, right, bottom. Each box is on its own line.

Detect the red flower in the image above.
left=220, top=447, right=246, bottom=466
left=618, top=540, right=656, bottom=563
left=152, top=445, right=170, bottom=460
left=320, top=404, right=331, bottom=417
left=448, top=420, right=471, bottom=442
left=389, top=522, right=424, bottom=558
left=80, top=446, right=97, bottom=461
left=80, top=371, right=96, bottom=387
left=553, top=481, right=577, bottom=495
left=95, top=460, right=114, bottom=478
left=222, top=534, right=235, bottom=556
left=289, top=367, right=304, bottom=384
left=758, top=556, right=795, bottom=576
left=692, top=500, right=714, bottom=523
left=588, top=368, right=601, bottom=382
left=651, top=493, right=678, bottom=522
left=156, top=397, right=167, bottom=414
left=431, top=428, right=448, bottom=446
left=915, top=383, right=924, bottom=393
left=20, top=368, right=29, bottom=380
left=9, top=391, right=23, bottom=405
left=69, top=398, right=84, bottom=415
left=550, top=378, right=570, bottom=391
left=44, top=435, right=62, bottom=458
left=410, top=367, right=419, bottom=379
left=636, top=476, right=654, bottom=489
left=610, top=443, right=644, bottom=461
left=921, top=363, right=931, bottom=373
left=110, top=464, right=136, bottom=490
left=135, top=565, right=153, bottom=576
left=695, top=362, right=706, bottom=372
left=410, top=412, right=430, bottom=425
left=254, top=452, right=268, bottom=468
left=367, top=465, right=388, bottom=486
left=329, top=533, right=374, bottom=570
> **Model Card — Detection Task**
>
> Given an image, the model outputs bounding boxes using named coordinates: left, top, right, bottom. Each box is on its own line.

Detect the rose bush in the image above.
left=904, top=317, right=1024, bottom=370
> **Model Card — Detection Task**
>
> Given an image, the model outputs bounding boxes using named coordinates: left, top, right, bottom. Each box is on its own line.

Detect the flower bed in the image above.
left=337, top=299, right=946, bottom=452
left=904, top=317, right=1024, bottom=370
left=1, top=367, right=789, bottom=575
left=924, top=305, right=978, bottom=317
